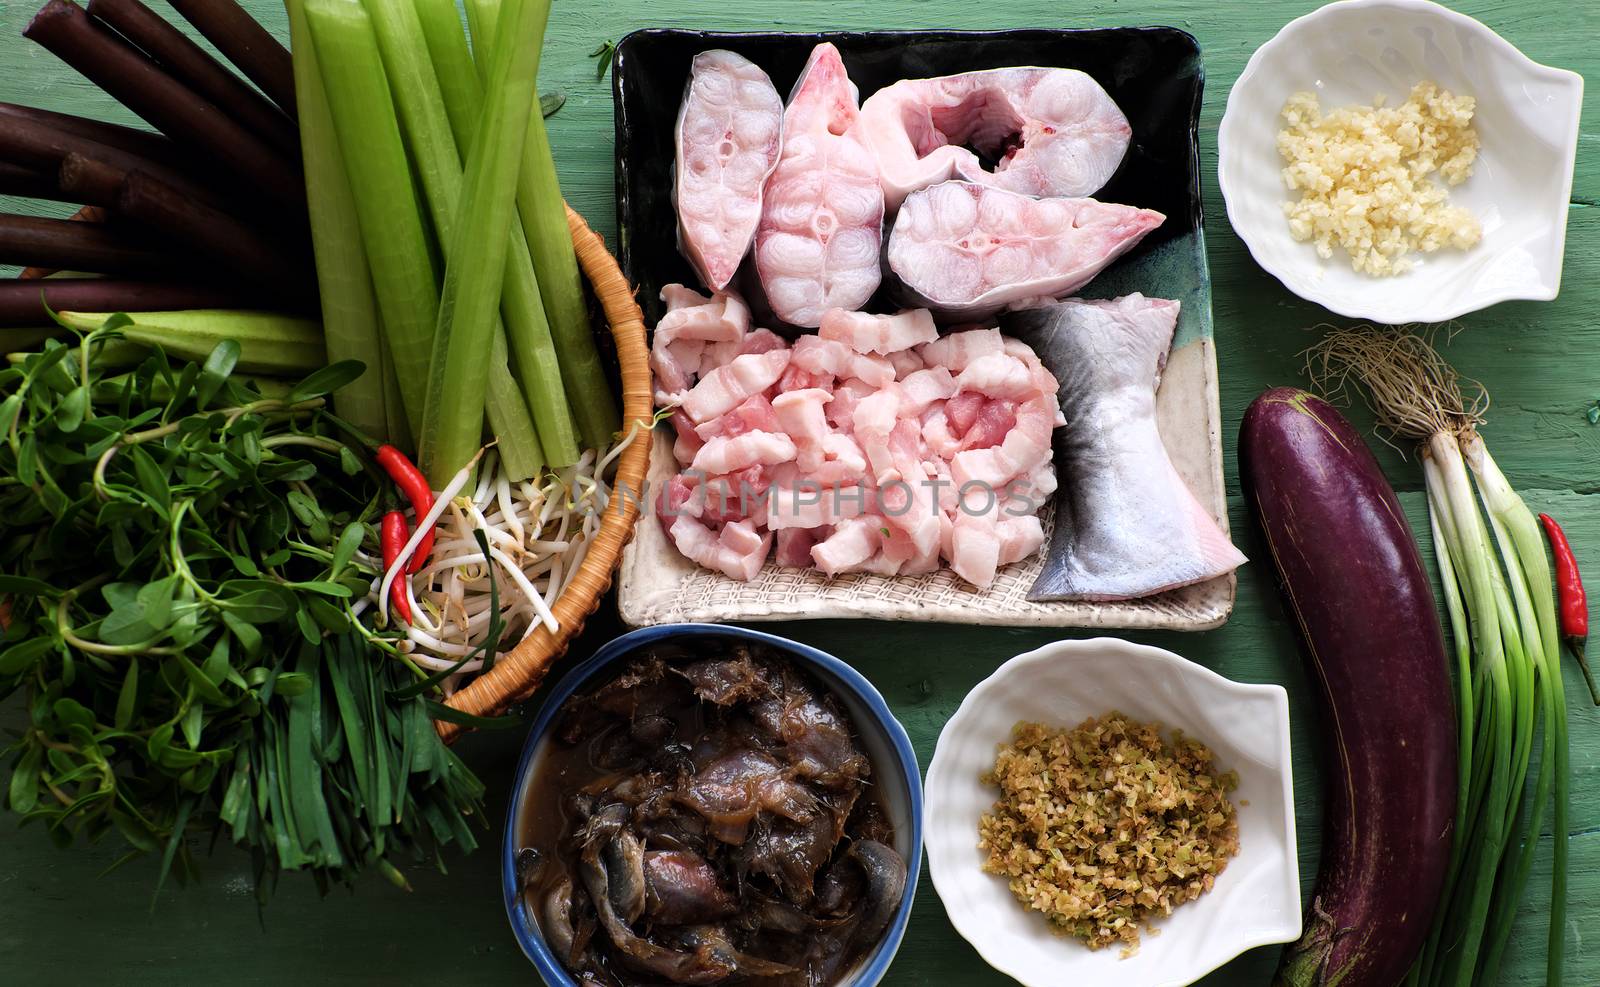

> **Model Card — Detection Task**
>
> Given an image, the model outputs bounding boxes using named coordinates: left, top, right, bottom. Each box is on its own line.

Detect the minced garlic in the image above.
left=1276, top=82, right=1481, bottom=276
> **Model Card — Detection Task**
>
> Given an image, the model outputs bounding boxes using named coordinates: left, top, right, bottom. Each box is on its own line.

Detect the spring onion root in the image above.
left=1308, top=326, right=1569, bottom=987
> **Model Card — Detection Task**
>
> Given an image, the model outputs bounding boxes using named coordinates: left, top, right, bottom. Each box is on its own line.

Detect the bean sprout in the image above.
left=373, top=423, right=645, bottom=679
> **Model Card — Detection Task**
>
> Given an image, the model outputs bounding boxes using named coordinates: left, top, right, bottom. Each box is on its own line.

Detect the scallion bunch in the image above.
left=1309, top=328, right=1569, bottom=986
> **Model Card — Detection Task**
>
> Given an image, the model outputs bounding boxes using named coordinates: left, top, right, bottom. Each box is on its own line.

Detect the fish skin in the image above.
left=675, top=51, right=784, bottom=291
left=1002, top=294, right=1246, bottom=601
left=754, top=43, right=884, bottom=328
left=858, top=66, right=1132, bottom=210
left=886, top=181, right=1163, bottom=322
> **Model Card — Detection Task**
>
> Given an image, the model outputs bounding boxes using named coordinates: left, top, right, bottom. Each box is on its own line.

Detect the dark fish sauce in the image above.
left=516, top=642, right=906, bottom=986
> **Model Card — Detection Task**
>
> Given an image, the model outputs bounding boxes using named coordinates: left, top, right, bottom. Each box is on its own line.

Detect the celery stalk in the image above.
left=364, top=0, right=573, bottom=474
left=466, top=0, right=619, bottom=450
left=414, top=0, right=580, bottom=467
left=53, top=309, right=324, bottom=374
left=487, top=329, right=543, bottom=476
left=417, top=0, right=549, bottom=484
left=303, top=0, right=437, bottom=439
left=286, top=0, right=390, bottom=443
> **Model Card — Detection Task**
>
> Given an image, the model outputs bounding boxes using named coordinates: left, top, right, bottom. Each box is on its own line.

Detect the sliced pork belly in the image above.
left=887, top=182, right=1163, bottom=321
left=857, top=66, right=1132, bottom=209
left=789, top=335, right=894, bottom=388
left=693, top=394, right=781, bottom=442
left=916, top=327, right=1003, bottom=371
left=691, top=430, right=798, bottom=475
left=754, top=44, right=884, bottom=327
left=818, top=307, right=938, bottom=355
left=652, top=284, right=751, bottom=404
left=681, top=349, right=791, bottom=423
left=1002, top=294, right=1247, bottom=600
left=669, top=515, right=772, bottom=581
left=810, top=516, right=886, bottom=576
left=675, top=51, right=784, bottom=290
left=896, top=367, right=956, bottom=418
left=775, top=526, right=826, bottom=567
left=771, top=388, right=832, bottom=471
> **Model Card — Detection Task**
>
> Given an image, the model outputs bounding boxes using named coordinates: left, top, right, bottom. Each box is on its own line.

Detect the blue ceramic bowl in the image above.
left=502, top=623, right=924, bottom=986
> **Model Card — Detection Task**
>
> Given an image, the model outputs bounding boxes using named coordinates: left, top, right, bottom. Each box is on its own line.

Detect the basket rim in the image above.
left=435, top=204, right=652, bottom=742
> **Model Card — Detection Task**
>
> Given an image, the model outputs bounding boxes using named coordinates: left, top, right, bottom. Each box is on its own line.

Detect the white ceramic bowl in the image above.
left=1217, top=0, right=1583, bottom=323
left=924, top=638, right=1299, bottom=987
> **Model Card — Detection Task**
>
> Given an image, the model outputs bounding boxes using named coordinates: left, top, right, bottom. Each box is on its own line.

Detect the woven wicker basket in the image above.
left=26, top=205, right=650, bottom=741
left=435, top=205, right=652, bottom=742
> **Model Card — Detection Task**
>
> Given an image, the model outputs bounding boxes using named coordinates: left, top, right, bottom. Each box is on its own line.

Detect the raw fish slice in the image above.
left=887, top=182, right=1164, bottom=321
left=675, top=51, right=784, bottom=290
left=1001, top=294, right=1246, bottom=601
left=754, top=43, right=884, bottom=327
left=859, top=66, right=1132, bottom=209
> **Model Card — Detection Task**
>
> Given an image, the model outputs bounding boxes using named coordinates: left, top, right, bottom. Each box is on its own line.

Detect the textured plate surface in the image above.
left=1217, top=0, right=1584, bottom=323
left=923, top=638, right=1300, bottom=987
left=615, top=28, right=1238, bottom=629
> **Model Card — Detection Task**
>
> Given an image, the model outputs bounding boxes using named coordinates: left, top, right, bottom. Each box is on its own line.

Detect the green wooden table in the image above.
left=1, top=0, right=1595, bottom=983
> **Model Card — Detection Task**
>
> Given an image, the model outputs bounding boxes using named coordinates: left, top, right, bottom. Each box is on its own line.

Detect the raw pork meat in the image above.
left=655, top=290, right=1061, bottom=589
left=675, top=51, right=784, bottom=290
left=886, top=181, right=1163, bottom=321
left=753, top=43, right=884, bottom=327
left=858, top=66, right=1132, bottom=209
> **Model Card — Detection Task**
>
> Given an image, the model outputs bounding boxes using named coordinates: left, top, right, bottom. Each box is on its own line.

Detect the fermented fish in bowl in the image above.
left=514, top=640, right=911, bottom=985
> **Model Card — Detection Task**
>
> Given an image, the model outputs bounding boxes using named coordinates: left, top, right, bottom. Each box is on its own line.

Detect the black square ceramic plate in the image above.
left=612, top=27, right=1209, bottom=346
left=612, top=29, right=1237, bottom=631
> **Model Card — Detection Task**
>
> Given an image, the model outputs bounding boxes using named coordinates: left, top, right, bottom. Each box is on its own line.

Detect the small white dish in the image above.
left=924, top=638, right=1299, bottom=987
left=1217, top=0, right=1583, bottom=323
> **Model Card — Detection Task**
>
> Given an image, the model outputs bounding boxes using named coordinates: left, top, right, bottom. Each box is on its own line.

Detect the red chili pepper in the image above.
left=1538, top=512, right=1598, bottom=705
left=381, top=509, right=413, bottom=626
left=374, top=444, right=435, bottom=574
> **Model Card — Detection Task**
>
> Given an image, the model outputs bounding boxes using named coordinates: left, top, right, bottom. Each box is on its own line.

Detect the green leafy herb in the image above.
left=539, top=89, right=566, bottom=117
left=0, top=320, right=484, bottom=897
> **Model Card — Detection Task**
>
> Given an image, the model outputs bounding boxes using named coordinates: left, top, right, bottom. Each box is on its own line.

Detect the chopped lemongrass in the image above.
left=285, top=0, right=390, bottom=442
left=466, top=0, right=618, bottom=450
left=412, top=0, right=580, bottom=467
left=417, top=0, right=549, bottom=484
left=304, top=0, right=437, bottom=437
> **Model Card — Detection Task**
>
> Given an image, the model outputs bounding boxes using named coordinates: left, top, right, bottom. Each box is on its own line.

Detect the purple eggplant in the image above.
left=1240, top=388, right=1455, bottom=987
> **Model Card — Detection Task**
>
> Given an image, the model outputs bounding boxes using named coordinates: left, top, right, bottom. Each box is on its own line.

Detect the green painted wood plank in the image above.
left=1, top=0, right=1596, bottom=983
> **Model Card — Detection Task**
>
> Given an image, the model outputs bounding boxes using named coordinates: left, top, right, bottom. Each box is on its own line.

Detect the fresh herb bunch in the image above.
left=0, top=318, right=484, bottom=896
